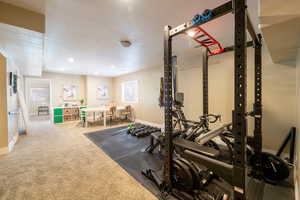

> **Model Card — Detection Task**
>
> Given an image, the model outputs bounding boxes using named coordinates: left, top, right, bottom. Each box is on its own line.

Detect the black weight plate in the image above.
left=172, top=159, right=194, bottom=192
left=261, top=152, right=290, bottom=184
left=178, top=158, right=200, bottom=189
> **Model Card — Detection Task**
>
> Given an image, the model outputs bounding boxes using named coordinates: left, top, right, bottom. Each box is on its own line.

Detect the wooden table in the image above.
left=81, top=106, right=126, bottom=127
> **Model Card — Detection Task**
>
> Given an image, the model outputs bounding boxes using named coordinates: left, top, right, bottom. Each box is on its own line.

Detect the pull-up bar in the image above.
left=188, top=26, right=224, bottom=55
left=169, top=1, right=260, bottom=45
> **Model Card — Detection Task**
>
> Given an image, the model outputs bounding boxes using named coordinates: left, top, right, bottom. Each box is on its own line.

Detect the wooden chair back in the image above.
left=107, top=106, right=116, bottom=117
left=110, top=106, right=116, bottom=113
left=125, top=105, right=131, bottom=112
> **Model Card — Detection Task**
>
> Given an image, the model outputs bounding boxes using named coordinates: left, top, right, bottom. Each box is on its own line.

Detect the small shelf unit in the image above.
left=53, top=106, right=86, bottom=124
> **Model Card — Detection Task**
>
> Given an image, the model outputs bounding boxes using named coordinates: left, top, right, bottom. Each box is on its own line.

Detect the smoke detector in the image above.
left=120, top=40, right=132, bottom=47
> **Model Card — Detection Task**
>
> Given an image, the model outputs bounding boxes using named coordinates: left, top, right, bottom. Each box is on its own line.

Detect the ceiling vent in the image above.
left=120, top=40, right=132, bottom=47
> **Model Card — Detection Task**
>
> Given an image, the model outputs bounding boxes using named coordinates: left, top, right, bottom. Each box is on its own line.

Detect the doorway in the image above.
left=25, top=78, right=51, bottom=120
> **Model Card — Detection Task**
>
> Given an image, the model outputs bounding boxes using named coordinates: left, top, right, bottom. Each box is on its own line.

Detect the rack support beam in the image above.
left=172, top=56, right=178, bottom=97
left=203, top=49, right=209, bottom=116
left=252, top=34, right=263, bottom=176
left=163, top=25, right=173, bottom=189
left=232, top=0, right=247, bottom=199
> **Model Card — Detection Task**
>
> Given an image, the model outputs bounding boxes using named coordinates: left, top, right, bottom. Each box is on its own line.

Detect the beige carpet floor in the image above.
left=0, top=118, right=157, bottom=200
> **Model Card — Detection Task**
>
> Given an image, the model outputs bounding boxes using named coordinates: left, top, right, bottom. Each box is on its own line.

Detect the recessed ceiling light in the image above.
left=187, top=30, right=196, bottom=37
left=68, top=57, right=74, bottom=63
left=111, top=65, right=116, bottom=69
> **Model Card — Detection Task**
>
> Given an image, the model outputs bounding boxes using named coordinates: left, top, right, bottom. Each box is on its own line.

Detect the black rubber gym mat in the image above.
left=85, top=126, right=128, bottom=143
left=85, top=126, right=165, bottom=197
left=117, top=151, right=164, bottom=196
left=85, top=127, right=295, bottom=200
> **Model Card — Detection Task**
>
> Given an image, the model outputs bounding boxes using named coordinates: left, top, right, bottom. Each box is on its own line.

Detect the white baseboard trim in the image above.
left=8, top=134, right=18, bottom=152
left=0, top=147, right=8, bottom=155
left=135, top=119, right=163, bottom=128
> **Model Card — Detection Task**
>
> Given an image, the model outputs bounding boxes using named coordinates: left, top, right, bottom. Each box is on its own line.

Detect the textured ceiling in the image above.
left=0, top=23, right=44, bottom=76
left=1, top=0, right=259, bottom=77
left=260, top=0, right=300, bottom=62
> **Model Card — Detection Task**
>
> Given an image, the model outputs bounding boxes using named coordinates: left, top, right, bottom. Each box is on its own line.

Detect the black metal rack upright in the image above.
left=163, top=1, right=262, bottom=199
left=202, top=49, right=209, bottom=117
left=163, top=25, right=174, bottom=188
left=252, top=34, right=263, bottom=176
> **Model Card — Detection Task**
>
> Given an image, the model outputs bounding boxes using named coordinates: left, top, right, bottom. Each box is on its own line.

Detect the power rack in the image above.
left=163, top=1, right=262, bottom=200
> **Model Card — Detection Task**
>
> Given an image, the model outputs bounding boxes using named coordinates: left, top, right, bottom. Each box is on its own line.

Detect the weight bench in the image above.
left=173, top=137, right=220, bottom=158
left=195, top=123, right=232, bottom=145
left=144, top=130, right=183, bottom=153
left=144, top=132, right=164, bottom=153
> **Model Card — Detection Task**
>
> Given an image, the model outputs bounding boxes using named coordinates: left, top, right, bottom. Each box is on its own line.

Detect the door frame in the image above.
left=25, top=77, right=52, bottom=116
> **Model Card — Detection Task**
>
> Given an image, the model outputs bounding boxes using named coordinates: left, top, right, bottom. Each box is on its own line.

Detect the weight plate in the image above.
left=250, top=152, right=290, bottom=184
left=172, top=159, right=194, bottom=192
left=261, top=152, right=290, bottom=184
left=178, top=158, right=201, bottom=190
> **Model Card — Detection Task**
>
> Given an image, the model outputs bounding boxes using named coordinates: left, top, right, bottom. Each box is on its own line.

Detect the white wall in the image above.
left=178, top=46, right=296, bottom=150
left=0, top=53, right=8, bottom=152
left=24, top=78, right=50, bottom=114
left=36, top=72, right=86, bottom=107
left=113, top=67, right=164, bottom=124
left=86, top=75, right=113, bottom=107
left=0, top=23, right=44, bottom=77
left=25, top=73, right=114, bottom=108
left=2, top=56, right=25, bottom=153
left=113, top=45, right=296, bottom=151
left=6, top=59, right=22, bottom=146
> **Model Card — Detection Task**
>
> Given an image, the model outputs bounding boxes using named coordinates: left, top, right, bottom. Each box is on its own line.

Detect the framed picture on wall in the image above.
left=97, top=85, right=109, bottom=99
left=122, top=80, right=138, bottom=103
left=63, top=85, right=77, bottom=101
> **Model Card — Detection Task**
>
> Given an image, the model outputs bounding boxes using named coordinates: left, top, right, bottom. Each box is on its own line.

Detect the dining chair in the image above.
left=106, top=106, right=117, bottom=125
left=86, top=111, right=97, bottom=127
left=86, top=111, right=104, bottom=126
left=119, top=105, right=132, bottom=122
left=95, top=111, right=104, bottom=125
